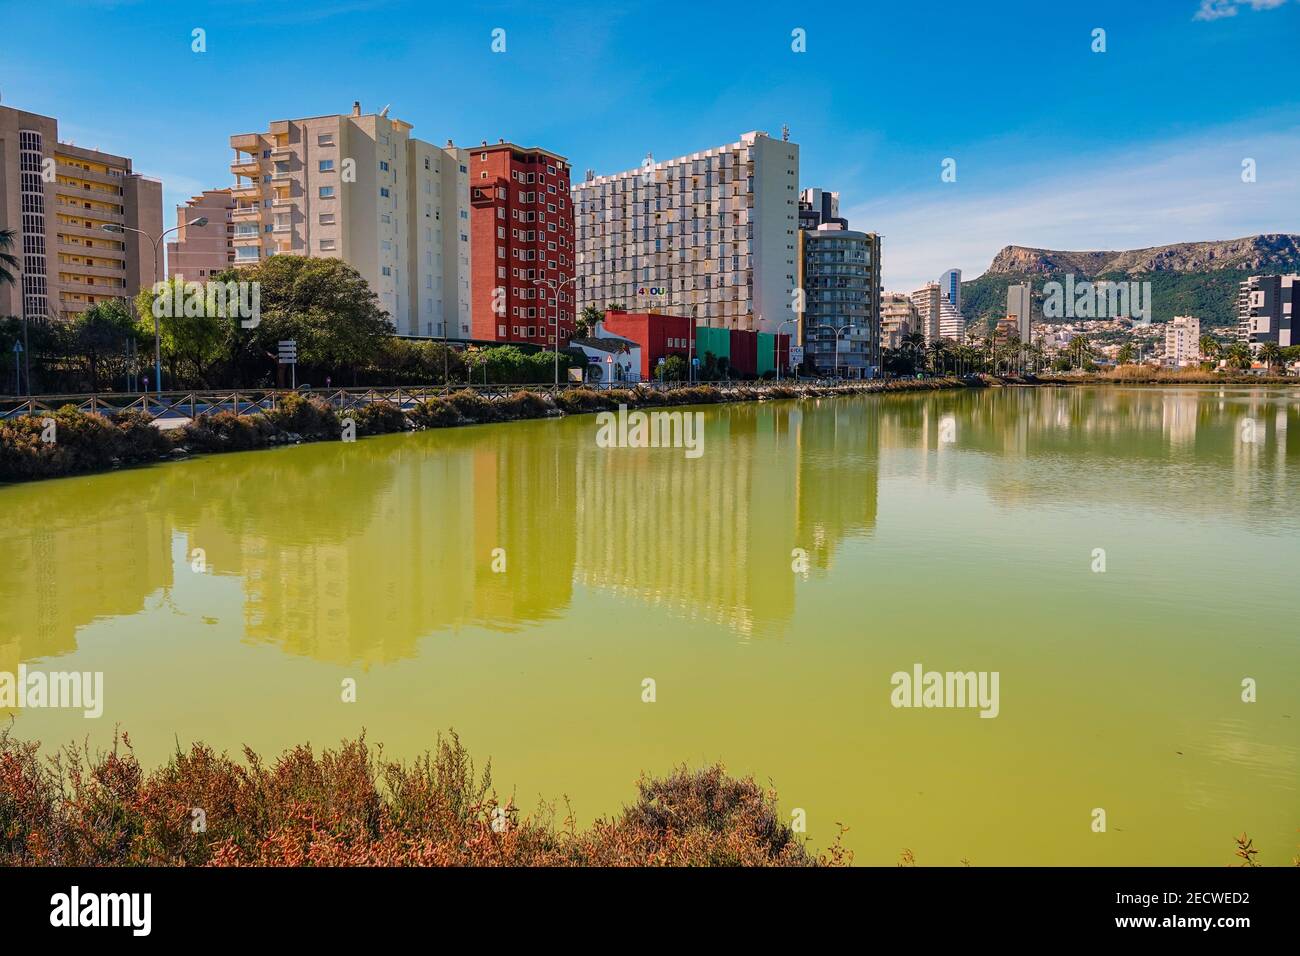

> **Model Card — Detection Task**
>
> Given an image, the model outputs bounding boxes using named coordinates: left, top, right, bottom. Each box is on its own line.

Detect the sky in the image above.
left=2, top=0, right=1297, bottom=291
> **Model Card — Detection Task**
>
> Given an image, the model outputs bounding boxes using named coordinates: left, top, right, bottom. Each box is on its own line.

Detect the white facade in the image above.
left=938, top=295, right=965, bottom=343
left=572, top=130, right=799, bottom=334
left=910, top=282, right=941, bottom=344
left=572, top=336, right=641, bottom=384
left=1164, top=315, right=1201, bottom=367
left=229, top=105, right=472, bottom=338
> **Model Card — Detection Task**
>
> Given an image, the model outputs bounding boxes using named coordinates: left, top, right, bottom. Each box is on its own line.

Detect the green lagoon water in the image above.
left=2, top=386, right=1297, bottom=865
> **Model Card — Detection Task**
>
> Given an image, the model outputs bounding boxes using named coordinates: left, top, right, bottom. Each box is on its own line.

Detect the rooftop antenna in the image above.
left=782, top=124, right=790, bottom=142
left=379, top=104, right=390, bottom=117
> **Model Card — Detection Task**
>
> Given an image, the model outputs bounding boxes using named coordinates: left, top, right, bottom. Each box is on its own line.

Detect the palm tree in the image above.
left=1117, top=342, right=1135, bottom=365
left=904, top=331, right=926, bottom=374
left=0, top=228, right=19, bottom=288
left=1257, top=342, right=1282, bottom=373
left=1198, top=334, right=1220, bottom=364
left=1068, top=335, right=1092, bottom=370
left=928, top=339, right=947, bottom=375
left=1224, top=343, right=1252, bottom=371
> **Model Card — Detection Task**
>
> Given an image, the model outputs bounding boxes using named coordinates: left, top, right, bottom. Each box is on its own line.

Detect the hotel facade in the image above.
left=797, top=223, right=880, bottom=376
left=1, top=105, right=162, bottom=322
left=466, top=141, right=575, bottom=346
left=572, top=130, right=800, bottom=334
left=225, top=103, right=472, bottom=338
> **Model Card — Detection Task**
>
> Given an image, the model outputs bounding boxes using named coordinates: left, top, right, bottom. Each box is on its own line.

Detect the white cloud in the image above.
left=1194, top=0, right=1288, bottom=22
left=846, top=126, right=1300, bottom=292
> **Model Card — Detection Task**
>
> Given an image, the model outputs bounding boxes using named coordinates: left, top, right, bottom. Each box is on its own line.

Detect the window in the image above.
left=319, top=159, right=335, bottom=172
left=379, top=161, right=389, bottom=172
left=381, top=266, right=391, bottom=276
left=380, top=187, right=390, bottom=198
left=319, top=186, right=335, bottom=198
left=319, top=239, right=336, bottom=251
left=319, top=213, right=336, bottom=225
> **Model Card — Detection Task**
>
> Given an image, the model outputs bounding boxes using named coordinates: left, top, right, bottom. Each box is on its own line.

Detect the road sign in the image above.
left=277, top=340, right=297, bottom=364
left=12, top=340, right=22, bottom=353
left=789, top=345, right=804, bottom=365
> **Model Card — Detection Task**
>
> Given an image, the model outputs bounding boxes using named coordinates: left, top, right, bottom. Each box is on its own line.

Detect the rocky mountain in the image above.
left=961, top=234, right=1300, bottom=331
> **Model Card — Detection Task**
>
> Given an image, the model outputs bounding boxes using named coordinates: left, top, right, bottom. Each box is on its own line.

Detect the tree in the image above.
left=577, top=305, right=603, bottom=339
left=218, top=256, right=393, bottom=386
left=1068, top=335, right=1093, bottom=370
left=74, top=300, right=139, bottom=392
left=134, top=279, right=228, bottom=388
left=1224, top=343, right=1252, bottom=371
left=0, top=228, right=18, bottom=288
left=1257, top=342, right=1282, bottom=372
left=1199, top=334, right=1221, bottom=363
left=1117, top=342, right=1135, bottom=365
left=661, top=354, right=687, bottom=381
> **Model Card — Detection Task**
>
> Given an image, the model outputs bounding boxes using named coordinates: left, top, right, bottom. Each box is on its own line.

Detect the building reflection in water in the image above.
left=1, top=386, right=1294, bottom=666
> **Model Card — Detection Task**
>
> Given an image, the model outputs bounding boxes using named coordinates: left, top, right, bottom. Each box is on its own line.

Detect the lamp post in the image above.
left=532, top=275, right=577, bottom=387
left=776, top=318, right=797, bottom=382
left=102, top=217, right=208, bottom=398
left=834, top=323, right=855, bottom=381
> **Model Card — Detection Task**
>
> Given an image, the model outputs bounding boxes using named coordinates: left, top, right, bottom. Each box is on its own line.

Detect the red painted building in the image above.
left=467, top=141, right=575, bottom=346
left=599, top=310, right=694, bottom=381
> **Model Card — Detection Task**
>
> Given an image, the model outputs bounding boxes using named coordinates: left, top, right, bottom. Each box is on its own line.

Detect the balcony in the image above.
left=230, top=133, right=261, bottom=151
left=230, top=159, right=260, bottom=177
left=272, top=223, right=292, bottom=233
left=230, top=182, right=261, bottom=200
left=270, top=169, right=293, bottom=181
left=231, top=206, right=261, bottom=222
left=271, top=196, right=294, bottom=208
left=232, top=232, right=261, bottom=246
left=270, top=145, right=292, bottom=158
left=56, top=162, right=123, bottom=188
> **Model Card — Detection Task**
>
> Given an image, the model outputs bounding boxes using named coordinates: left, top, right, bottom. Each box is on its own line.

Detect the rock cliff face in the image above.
left=984, top=235, right=1300, bottom=276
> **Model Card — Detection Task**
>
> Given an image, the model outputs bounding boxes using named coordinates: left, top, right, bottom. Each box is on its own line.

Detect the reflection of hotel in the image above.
left=574, top=401, right=879, bottom=635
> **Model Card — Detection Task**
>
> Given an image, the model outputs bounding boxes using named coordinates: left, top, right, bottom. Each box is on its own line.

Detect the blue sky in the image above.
left=3, top=0, right=1297, bottom=289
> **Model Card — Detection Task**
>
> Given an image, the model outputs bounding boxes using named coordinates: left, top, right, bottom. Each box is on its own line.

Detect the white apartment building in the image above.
left=938, top=295, right=965, bottom=343
left=880, top=292, right=917, bottom=349
left=227, top=103, right=472, bottom=338
left=1163, top=315, right=1201, bottom=367
left=910, top=282, right=942, bottom=344
left=572, top=130, right=800, bottom=334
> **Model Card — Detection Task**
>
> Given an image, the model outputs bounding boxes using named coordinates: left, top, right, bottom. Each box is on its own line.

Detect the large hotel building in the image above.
left=1, top=105, right=162, bottom=322
left=571, top=130, right=800, bottom=334
left=1237, top=273, right=1297, bottom=349
left=466, top=141, right=576, bottom=345
left=222, top=103, right=472, bottom=338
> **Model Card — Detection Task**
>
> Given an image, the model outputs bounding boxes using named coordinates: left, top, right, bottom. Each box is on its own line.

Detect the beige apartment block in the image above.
left=166, top=188, right=234, bottom=281
left=1164, top=314, right=1201, bottom=367
left=227, top=102, right=471, bottom=337
left=880, top=292, right=918, bottom=350
left=1, top=105, right=162, bottom=321
left=910, top=282, right=942, bottom=345
left=572, top=130, right=800, bottom=334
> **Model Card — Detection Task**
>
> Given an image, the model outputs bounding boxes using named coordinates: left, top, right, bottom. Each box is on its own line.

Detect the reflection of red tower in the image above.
left=467, top=142, right=574, bottom=345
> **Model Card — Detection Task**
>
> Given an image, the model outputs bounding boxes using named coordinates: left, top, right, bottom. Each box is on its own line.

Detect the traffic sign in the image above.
left=277, top=340, right=297, bottom=365
left=789, top=345, right=804, bottom=365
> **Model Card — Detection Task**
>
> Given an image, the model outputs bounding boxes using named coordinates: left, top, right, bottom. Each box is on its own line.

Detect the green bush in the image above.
left=496, top=390, right=553, bottom=421
left=351, top=400, right=408, bottom=436
left=443, top=389, right=499, bottom=423
left=408, top=397, right=461, bottom=429
left=183, top=411, right=277, bottom=452
left=555, top=388, right=614, bottom=413
left=265, top=392, right=339, bottom=439
left=110, top=410, right=173, bottom=462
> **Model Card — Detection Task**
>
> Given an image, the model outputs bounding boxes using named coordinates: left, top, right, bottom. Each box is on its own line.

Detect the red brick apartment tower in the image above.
left=468, top=141, right=575, bottom=345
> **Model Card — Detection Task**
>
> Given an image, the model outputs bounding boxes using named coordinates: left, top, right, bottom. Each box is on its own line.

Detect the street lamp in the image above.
left=834, top=323, right=855, bottom=381
left=532, top=275, right=577, bottom=387
left=102, top=216, right=208, bottom=398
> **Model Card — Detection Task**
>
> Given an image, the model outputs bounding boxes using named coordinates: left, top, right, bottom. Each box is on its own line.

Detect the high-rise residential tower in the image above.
left=880, top=292, right=918, bottom=350
left=939, top=267, right=961, bottom=313
left=226, top=102, right=472, bottom=338
left=1164, top=315, right=1201, bottom=367
left=1, top=104, right=162, bottom=322
left=466, top=140, right=575, bottom=346
left=573, top=130, right=800, bottom=334
left=1237, top=274, right=1297, bottom=348
left=1006, top=281, right=1033, bottom=342
left=910, top=282, right=942, bottom=344
left=797, top=223, right=880, bottom=377
left=798, top=187, right=847, bottom=231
